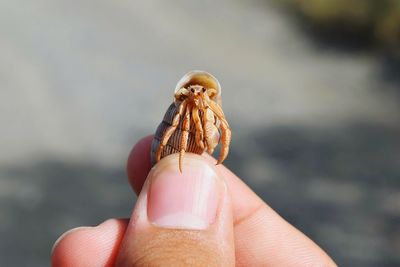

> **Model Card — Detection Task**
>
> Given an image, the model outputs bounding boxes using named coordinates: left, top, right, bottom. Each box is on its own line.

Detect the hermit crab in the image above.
left=151, top=71, right=231, bottom=172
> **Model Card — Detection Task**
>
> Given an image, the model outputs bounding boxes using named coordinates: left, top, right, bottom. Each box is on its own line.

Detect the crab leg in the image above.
left=208, top=100, right=230, bottom=128
left=175, top=87, right=189, bottom=102
left=179, top=102, right=192, bottom=172
left=217, top=119, right=231, bottom=164
left=208, top=101, right=231, bottom=164
left=192, top=106, right=205, bottom=150
left=202, top=107, right=219, bottom=155
left=206, top=88, right=218, bottom=99
left=156, top=100, right=187, bottom=162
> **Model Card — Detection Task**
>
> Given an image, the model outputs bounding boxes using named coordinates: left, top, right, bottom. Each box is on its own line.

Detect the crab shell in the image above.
left=151, top=70, right=222, bottom=165
left=174, top=70, right=222, bottom=106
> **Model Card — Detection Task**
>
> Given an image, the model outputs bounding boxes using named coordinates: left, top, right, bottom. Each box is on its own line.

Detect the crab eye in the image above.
left=202, top=88, right=206, bottom=92
left=191, top=88, right=195, bottom=93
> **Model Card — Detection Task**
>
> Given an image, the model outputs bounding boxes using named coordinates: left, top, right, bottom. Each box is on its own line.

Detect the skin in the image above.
left=156, top=85, right=231, bottom=171
left=51, top=135, right=337, bottom=267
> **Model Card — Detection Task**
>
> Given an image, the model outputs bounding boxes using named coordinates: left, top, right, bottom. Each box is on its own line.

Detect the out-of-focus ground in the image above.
left=275, top=0, right=400, bottom=49
left=0, top=0, right=399, bottom=266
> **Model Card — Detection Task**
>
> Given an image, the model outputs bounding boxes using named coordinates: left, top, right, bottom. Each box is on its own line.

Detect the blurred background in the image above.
left=1, top=0, right=399, bottom=266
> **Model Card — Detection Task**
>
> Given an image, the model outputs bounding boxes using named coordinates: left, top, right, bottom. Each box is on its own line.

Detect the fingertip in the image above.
left=127, top=135, right=154, bottom=194
left=51, top=226, right=91, bottom=255
left=51, top=226, right=93, bottom=267
left=51, top=219, right=129, bottom=267
left=117, top=153, right=235, bottom=267
left=126, top=135, right=223, bottom=195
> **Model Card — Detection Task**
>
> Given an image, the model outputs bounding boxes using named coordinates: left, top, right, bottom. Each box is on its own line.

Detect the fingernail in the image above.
left=147, top=155, right=220, bottom=230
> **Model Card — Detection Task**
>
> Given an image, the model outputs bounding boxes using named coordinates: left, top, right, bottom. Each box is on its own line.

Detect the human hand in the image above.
left=51, top=135, right=337, bottom=266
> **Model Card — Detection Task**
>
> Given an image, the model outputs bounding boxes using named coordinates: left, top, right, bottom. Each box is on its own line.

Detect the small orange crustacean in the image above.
left=151, top=70, right=231, bottom=172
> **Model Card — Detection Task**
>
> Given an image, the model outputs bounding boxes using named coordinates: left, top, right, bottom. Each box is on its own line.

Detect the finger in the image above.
left=127, top=135, right=153, bottom=194
left=127, top=135, right=337, bottom=266
left=51, top=219, right=128, bottom=267
left=116, top=153, right=235, bottom=267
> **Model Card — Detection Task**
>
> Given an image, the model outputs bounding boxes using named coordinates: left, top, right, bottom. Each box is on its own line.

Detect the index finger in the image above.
left=127, top=135, right=336, bottom=266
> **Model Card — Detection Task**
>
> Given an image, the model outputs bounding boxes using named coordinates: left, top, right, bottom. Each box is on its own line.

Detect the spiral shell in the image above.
left=151, top=103, right=205, bottom=165
left=151, top=70, right=222, bottom=166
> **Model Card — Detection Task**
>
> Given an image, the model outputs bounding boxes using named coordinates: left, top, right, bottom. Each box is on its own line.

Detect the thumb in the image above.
left=116, top=153, right=235, bottom=267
